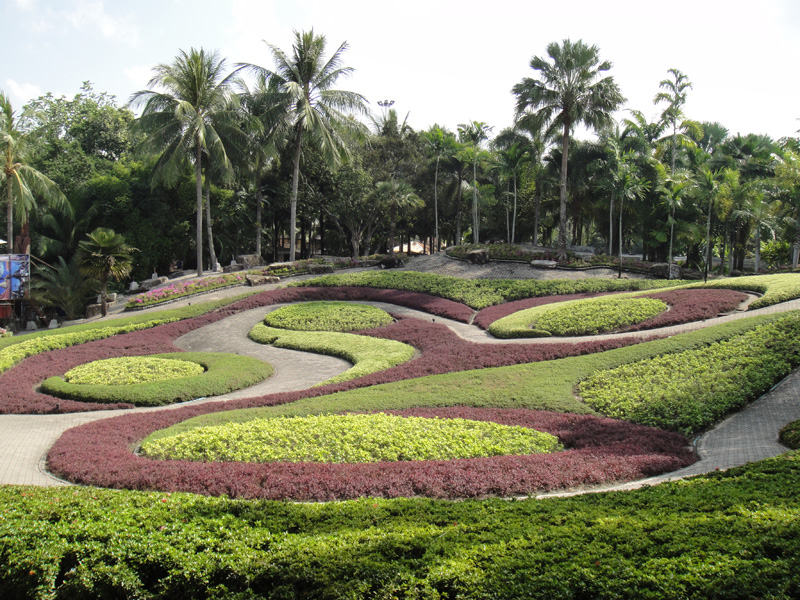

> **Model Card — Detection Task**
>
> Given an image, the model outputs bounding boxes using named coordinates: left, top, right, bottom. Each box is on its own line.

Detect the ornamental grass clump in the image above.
left=490, top=296, right=667, bottom=338
left=141, top=412, right=561, bottom=463
left=64, top=357, right=204, bottom=385
left=264, top=301, right=393, bottom=332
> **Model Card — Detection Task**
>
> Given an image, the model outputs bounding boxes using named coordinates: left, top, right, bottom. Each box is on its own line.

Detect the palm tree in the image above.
left=129, top=48, right=246, bottom=277
left=372, top=180, right=422, bottom=257
left=1, top=91, right=68, bottom=252
left=30, top=256, right=95, bottom=320
left=240, top=30, right=368, bottom=262
left=457, top=121, right=493, bottom=244
left=495, top=142, right=531, bottom=244
left=77, top=227, right=135, bottom=317
left=421, top=125, right=457, bottom=251
left=654, top=69, right=702, bottom=176
left=513, top=39, right=624, bottom=259
left=663, top=170, right=695, bottom=277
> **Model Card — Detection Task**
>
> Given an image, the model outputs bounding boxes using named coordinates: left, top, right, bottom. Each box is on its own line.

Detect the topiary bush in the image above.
left=780, top=420, right=800, bottom=449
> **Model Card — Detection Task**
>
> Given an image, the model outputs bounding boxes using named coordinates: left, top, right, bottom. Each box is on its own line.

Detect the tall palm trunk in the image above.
left=511, top=174, right=518, bottom=245
left=472, top=156, right=479, bottom=244
left=5, top=173, right=12, bottom=250
left=667, top=205, right=675, bottom=279
left=557, top=122, right=570, bottom=260
left=255, top=184, right=263, bottom=258
left=434, top=154, right=440, bottom=252
left=533, top=182, right=541, bottom=246
left=204, top=173, right=217, bottom=272
left=608, top=195, right=615, bottom=256
left=289, top=126, right=303, bottom=262
left=195, top=144, right=204, bottom=277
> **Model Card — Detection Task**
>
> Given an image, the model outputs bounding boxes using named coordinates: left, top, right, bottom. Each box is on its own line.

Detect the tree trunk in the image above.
left=533, top=182, right=541, bottom=246
left=608, top=194, right=615, bottom=256
left=434, top=155, right=440, bottom=252
left=255, top=183, right=263, bottom=258
left=204, top=173, right=217, bottom=272
left=389, top=206, right=397, bottom=257
left=455, top=174, right=463, bottom=244
left=5, top=174, right=12, bottom=252
left=472, top=155, right=479, bottom=244
left=667, top=205, right=675, bottom=279
left=558, top=122, right=570, bottom=260
left=794, top=208, right=800, bottom=268
left=289, top=126, right=303, bottom=262
left=704, top=199, right=713, bottom=282
left=511, top=175, right=518, bottom=245
left=195, top=145, right=204, bottom=277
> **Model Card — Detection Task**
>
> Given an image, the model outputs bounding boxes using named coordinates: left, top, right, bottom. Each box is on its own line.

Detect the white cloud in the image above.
left=4, top=79, right=42, bottom=107
left=123, top=65, right=154, bottom=92
left=13, top=0, right=35, bottom=9
left=64, top=0, right=140, bottom=46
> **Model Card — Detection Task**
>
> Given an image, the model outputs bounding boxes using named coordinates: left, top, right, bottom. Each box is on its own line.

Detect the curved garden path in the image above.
left=1, top=257, right=799, bottom=493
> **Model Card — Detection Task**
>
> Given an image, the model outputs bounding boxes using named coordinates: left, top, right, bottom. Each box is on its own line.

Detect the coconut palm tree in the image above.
left=240, top=30, right=368, bottom=262
left=494, top=142, right=531, bottom=244
left=421, top=125, right=457, bottom=251
left=654, top=69, right=702, bottom=176
left=129, top=48, right=247, bottom=277
left=513, top=39, right=624, bottom=259
left=372, top=180, right=422, bottom=257
left=1, top=90, right=68, bottom=251
left=457, top=121, right=492, bottom=244
left=77, top=227, right=135, bottom=317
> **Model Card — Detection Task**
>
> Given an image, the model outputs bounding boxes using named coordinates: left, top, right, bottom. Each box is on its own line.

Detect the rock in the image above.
left=730, top=270, right=745, bottom=278
left=649, top=263, right=682, bottom=279
left=223, top=264, right=244, bottom=273
left=237, top=254, right=263, bottom=269
left=379, top=258, right=404, bottom=269
left=466, top=249, right=489, bottom=265
left=139, top=277, right=169, bottom=291
left=85, top=304, right=102, bottom=319
left=246, top=274, right=280, bottom=286
left=309, top=264, right=335, bottom=274
left=531, top=260, right=558, bottom=269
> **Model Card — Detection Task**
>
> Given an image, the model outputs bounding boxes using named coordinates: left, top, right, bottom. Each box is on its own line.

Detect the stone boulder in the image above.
left=246, top=274, right=280, bottom=286
left=309, top=263, right=335, bottom=274
left=139, top=276, right=169, bottom=291
left=236, top=254, right=263, bottom=269
left=379, top=257, right=404, bottom=269
left=531, top=259, right=558, bottom=269
left=649, top=263, right=682, bottom=280
left=466, top=249, right=489, bottom=265
left=223, top=264, right=244, bottom=273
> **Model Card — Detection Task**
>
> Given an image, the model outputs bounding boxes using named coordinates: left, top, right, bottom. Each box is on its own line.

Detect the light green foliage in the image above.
left=489, top=296, right=667, bottom=338
left=689, top=273, right=800, bottom=309
left=141, top=413, right=561, bottom=463
left=0, top=318, right=178, bottom=374
left=264, top=301, right=393, bottom=332
left=249, top=323, right=414, bottom=386
left=578, top=312, right=800, bottom=434
left=294, top=271, right=679, bottom=309
left=64, top=356, right=204, bottom=385
left=154, top=313, right=785, bottom=441
left=40, top=353, right=273, bottom=407
left=779, top=421, right=800, bottom=449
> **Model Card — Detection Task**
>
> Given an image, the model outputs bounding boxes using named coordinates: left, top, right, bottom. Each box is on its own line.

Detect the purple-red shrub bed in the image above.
left=473, top=292, right=611, bottom=329
left=473, top=288, right=749, bottom=332
left=617, top=289, right=749, bottom=332
left=47, top=406, right=695, bottom=500
left=5, top=288, right=640, bottom=414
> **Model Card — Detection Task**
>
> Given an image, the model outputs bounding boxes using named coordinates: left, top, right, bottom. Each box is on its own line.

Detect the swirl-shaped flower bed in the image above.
left=47, top=406, right=695, bottom=500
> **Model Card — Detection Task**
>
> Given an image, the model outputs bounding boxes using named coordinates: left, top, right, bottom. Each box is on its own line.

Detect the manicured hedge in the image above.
left=692, top=273, right=800, bottom=309
left=263, top=301, right=393, bottom=331
left=294, top=271, right=680, bottom=309
left=249, top=323, right=415, bottom=386
left=780, top=421, right=800, bottom=449
left=5, top=451, right=800, bottom=599
left=63, top=356, right=204, bottom=385
left=579, top=311, right=800, bottom=434
left=40, top=353, right=274, bottom=407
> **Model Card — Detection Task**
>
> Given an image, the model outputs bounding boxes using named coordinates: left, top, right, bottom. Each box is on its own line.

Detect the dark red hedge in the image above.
left=47, top=405, right=696, bottom=500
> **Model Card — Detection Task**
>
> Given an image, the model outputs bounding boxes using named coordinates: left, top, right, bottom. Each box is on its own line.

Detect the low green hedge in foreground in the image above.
left=40, top=352, right=273, bottom=407
left=141, top=413, right=561, bottom=463
left=264, top=301, right=394, bottom=332
left=578, top=311, right=800, bottom=434
left=2, top=451, right=799, bottom=599
left=489, top=295, right=666, bottom=338
left=249, top=323, right=415, bottom=386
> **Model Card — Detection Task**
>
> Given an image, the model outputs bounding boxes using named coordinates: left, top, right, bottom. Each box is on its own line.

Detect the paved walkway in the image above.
left=1, top=256, right=799, bottom=493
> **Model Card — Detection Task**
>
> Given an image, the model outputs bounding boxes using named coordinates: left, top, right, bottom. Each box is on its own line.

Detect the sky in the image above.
left=4, top=0, right=800, bottom=143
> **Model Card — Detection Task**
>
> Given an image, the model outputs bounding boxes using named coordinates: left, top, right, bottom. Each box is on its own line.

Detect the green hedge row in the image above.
left=691, top=273, right=800, bottom=309
left=2, top=451, right=799, bottom=599
left=263, top=301, right=393, bottom=332
left=293, top=271, right=681, bottom=309
left=40, top=353, right=274, bottom=407
left=249, top=323, right=415, bottom=387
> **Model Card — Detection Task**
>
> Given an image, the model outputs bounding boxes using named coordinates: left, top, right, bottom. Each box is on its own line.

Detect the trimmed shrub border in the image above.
left=47, top=406, right=695, bottom=500
left=40, top=352, right=274, bottom=407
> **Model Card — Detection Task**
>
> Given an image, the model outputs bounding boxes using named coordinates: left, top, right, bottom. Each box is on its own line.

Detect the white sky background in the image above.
left=4, top=0, right=800, bottom=143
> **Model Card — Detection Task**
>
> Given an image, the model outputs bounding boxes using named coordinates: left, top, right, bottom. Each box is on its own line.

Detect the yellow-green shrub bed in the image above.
left=40, top=352, right=273, bottom=407
left=140, top=412, right=561, bottom=463
left=64, top=356, right=205, bottom=385
left=264, top=301, right=393, bottom=332
left=489, top=295, right=668, bottom=338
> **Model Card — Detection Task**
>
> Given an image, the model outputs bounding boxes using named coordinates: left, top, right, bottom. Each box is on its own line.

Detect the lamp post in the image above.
left=377, top=99, right=394, bottom=124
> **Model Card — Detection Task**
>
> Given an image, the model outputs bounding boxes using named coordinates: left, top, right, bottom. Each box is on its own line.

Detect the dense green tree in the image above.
left=372, top=180, right=422, bottom=257
left=513, top=39, right=624, bottom=258
left=130, top=47, right=246, bottom=277
left=1, top=90, right=68, bottom=251
left=241, top=30, right=368, bottom=262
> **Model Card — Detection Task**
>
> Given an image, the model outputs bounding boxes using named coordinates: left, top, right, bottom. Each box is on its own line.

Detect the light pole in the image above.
left=377, top=99, right=394, bottom=125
